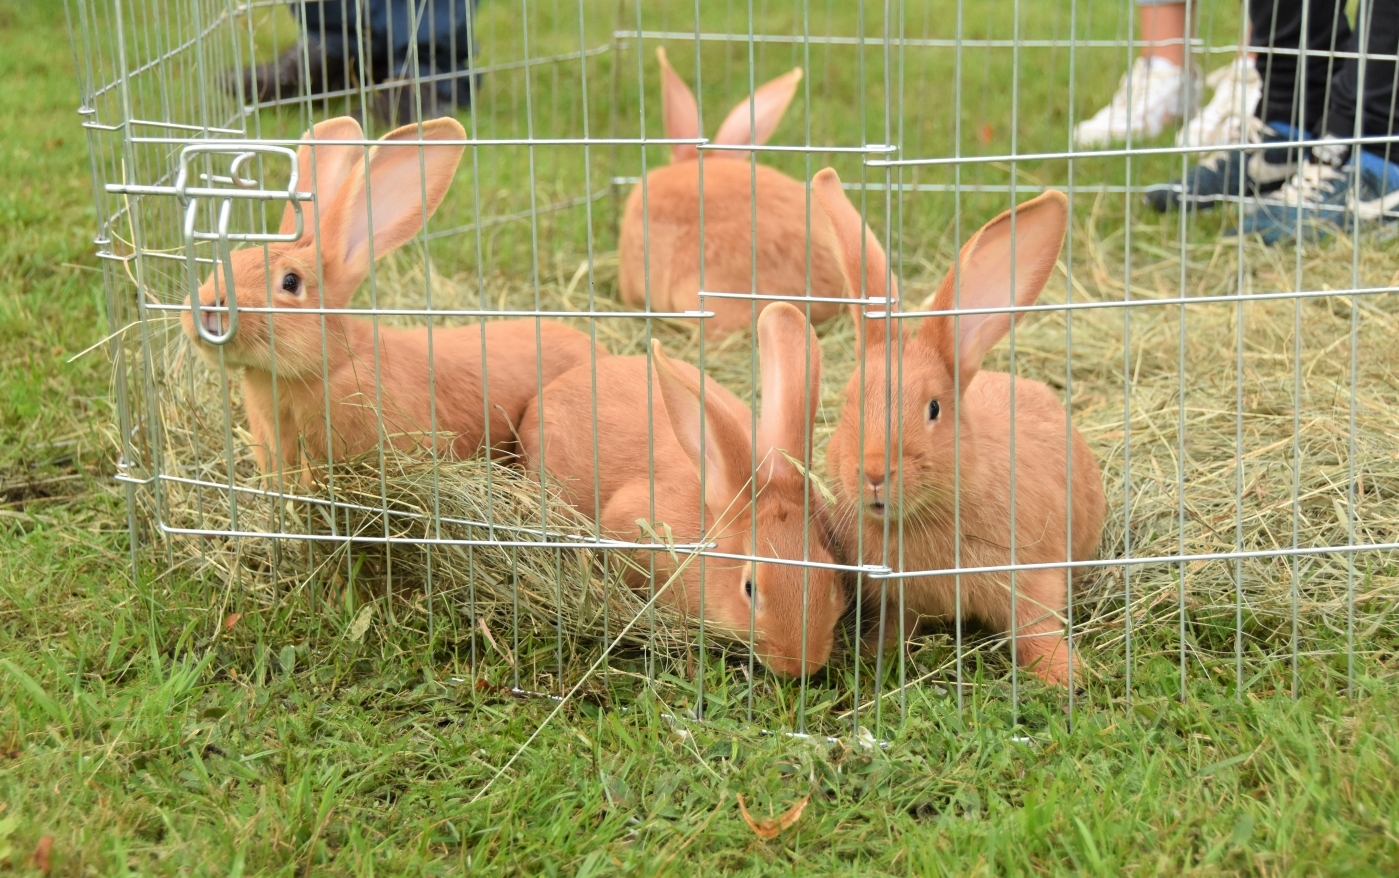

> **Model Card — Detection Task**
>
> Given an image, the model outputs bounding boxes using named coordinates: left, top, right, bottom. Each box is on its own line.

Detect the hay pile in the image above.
left=145, top=255, right=706, bottom=658
left=146, top=209, right=1399, bottom=684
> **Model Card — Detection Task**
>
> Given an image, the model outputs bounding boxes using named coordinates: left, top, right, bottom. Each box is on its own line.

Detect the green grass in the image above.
left=4, top=0, right=1399, bottom=873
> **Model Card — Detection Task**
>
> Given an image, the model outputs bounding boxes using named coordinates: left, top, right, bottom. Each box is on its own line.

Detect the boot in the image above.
left=224, top=41, right=347, bottom=105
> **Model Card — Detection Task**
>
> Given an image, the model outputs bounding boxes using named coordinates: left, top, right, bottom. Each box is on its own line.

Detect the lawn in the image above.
left=3, top=0, right=1399, bottom=874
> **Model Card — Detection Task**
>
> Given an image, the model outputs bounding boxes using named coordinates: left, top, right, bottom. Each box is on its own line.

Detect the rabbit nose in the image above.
left=866, top=471, right=885, bottom=489
left=201, top=300, right=225, bottom=334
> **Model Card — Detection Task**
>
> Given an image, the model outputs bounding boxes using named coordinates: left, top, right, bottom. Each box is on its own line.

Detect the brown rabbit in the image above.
left=518, top=303, right=843, bottom=677
left=617, top=48, right=845, bottom=337
left=182, top=116, right=606, bottom=484
left=812, top=168, right=1106, bottom=686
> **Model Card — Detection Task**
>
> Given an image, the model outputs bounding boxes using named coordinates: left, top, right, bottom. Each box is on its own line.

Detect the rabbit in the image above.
left=181, top=116, right=607, bottom=485
left=811, top=168, right=1106, bottom=687
left=617, top=47, right=846, bottom=338
left=518, top=302, right=844, bottom=677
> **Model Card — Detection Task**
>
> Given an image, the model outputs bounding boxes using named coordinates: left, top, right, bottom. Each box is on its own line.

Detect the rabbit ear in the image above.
left=651, top=340, right=753, bottom=518
left=657, top=47, right=699, bottom=163
left=812, top=167, right=898, bottom=347
left=279, top=116, right=364, bottom=239
left=920, top=190, right=1068, bottom=387
left=319, top=117, right=466, bottom=303
left=712, top=67, right=802, bottom=160
left=757, top=302, right=821, bottom=481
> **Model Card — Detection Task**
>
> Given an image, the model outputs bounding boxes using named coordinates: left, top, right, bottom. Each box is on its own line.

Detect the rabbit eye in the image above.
left=281, top=272, right=300, bottom=294
left=927, top=400, right=940, bottom=422
left=744, top=579, right=754, bottom=601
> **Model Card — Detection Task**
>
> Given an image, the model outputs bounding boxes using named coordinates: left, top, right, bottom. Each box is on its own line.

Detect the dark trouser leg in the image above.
left=293, top=1, right=353, bottom=96
left=362, top=0, right=480, bottom=120
left=1325, top=1, right=1399, bottom=164
left=1250, top=0, right=1352, bottom=135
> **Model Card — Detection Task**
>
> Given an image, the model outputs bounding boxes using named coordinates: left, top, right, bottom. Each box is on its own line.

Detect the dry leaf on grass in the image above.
left=737, top=793, right=810, bottom=840
left=348, top=605, right=373, bottom=642
left=223, top=613, right=241, bottom=631
left=31, top=835, right=54, bottom=875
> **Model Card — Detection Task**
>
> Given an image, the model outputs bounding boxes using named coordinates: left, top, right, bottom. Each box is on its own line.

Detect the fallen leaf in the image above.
left=737, top=793, right=810, bottom=840
left=347, top=604, right=373, bottom=642
left=979, top=123, right=995, bottom=144
left=31, top=835, right=54, bottom=875
left=223, top=613, right=242, bottom=631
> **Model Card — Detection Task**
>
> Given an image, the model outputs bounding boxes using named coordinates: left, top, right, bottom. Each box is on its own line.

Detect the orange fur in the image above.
left=617, top=49, right=845, bottom=337
left=814, top=169, right=1106, bottom=686
left=181, top=117, right=605, bottom=484
left=519, top=303, right=843, bottom=677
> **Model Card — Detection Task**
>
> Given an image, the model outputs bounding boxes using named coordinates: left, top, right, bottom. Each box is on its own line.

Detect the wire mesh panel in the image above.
left=68, top=0, right=1399, bottom=742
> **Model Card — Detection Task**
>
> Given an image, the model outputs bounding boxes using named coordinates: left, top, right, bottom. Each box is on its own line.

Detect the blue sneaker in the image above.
left=1237, top=148, right=1399, bottom=245
left=1144, top=120, right=1303, bottom=213
left=1353, top=148, right=1399, bottom=222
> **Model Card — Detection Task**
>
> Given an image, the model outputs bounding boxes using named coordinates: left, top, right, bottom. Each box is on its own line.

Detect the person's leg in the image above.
left=1325, top=1, right=1399, bottom=164
left=429, top=0, right=481, bottom=111
left=1250, top=0, right=1351, bottom=138
left=1075, top=1, right=1199, bottom=147
left=1141, top=0, right=1190, bottom=68
left=1319, top=1, right=1399, bottom=218
left=1240, top=1, right=1399, bottom=242
left=366, top=0, right=478, bottom=126
left=1147, top=1, right=1310, bottom=211
left=226, top=1, right=356, bottom=105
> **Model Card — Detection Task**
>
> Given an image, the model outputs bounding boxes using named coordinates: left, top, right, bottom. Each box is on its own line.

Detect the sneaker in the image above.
left=1351, top=149, right=1399, bottom=221
left=1074, top=56, right=1200, bottom=148
left=223, top=41, right=348, bottom=105
left=1237, top=151, right=1399, bottom=245
left=1176, top=55, right=1262, bottom=147
left=1144, top=119, right=1303, bottom=212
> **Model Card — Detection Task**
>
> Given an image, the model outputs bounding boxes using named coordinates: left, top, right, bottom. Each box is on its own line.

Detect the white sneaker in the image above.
left=1176, top=55, right=1263, bottom=147
left=1074, top=56, right=1199, bottom=149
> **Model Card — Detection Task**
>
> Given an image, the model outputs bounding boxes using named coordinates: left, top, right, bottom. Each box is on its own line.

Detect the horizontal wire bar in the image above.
left=147, top=302, right=716, bottom=320
left=700, top=290, right=885, bottom=306
left=141, top=474, right=711, bottom=552
left=874, top=133, right=1399, bottom=167
left=82, top=118, right=246, bottom=135
left=148, top=472, right=577, bottom=541
left=107, top=135, right=1399, bottom=168
left=694, top=550, right=885, bottom=575
left=236, top=43, right=614, bottom=115
left=425, top=188, right=610, bottom=241
left=698, top=142, right=896, bottom=154
left=867, top=540, right=1399, bottom=581
left=86, top=5, right=232, bottom=101
left=617, top=30, right=1233, bottom=52
left=144, top=282, right=1399, bottom=319
left=157, top=521, right=714, bottom=552
left=880, top=283, right=1399, bottom=318
left=149, top=521, right=1397, bottom=576
left=686, top=284, right=1399, bottom=314
left=614, top=30, right=1399, bottom=62
left=105, top=183, right=312, bottom=201
left=132, top=472, right=1394, bottom=578
left=123, top=134, right=711, bottom=148
left=129, top=119, right=246, bottom=135
left=610, top=177, right=1151, bottom=195
left=114, top=135, right=1397, bottom=164
left=134, top=475, right=870, bottom=573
